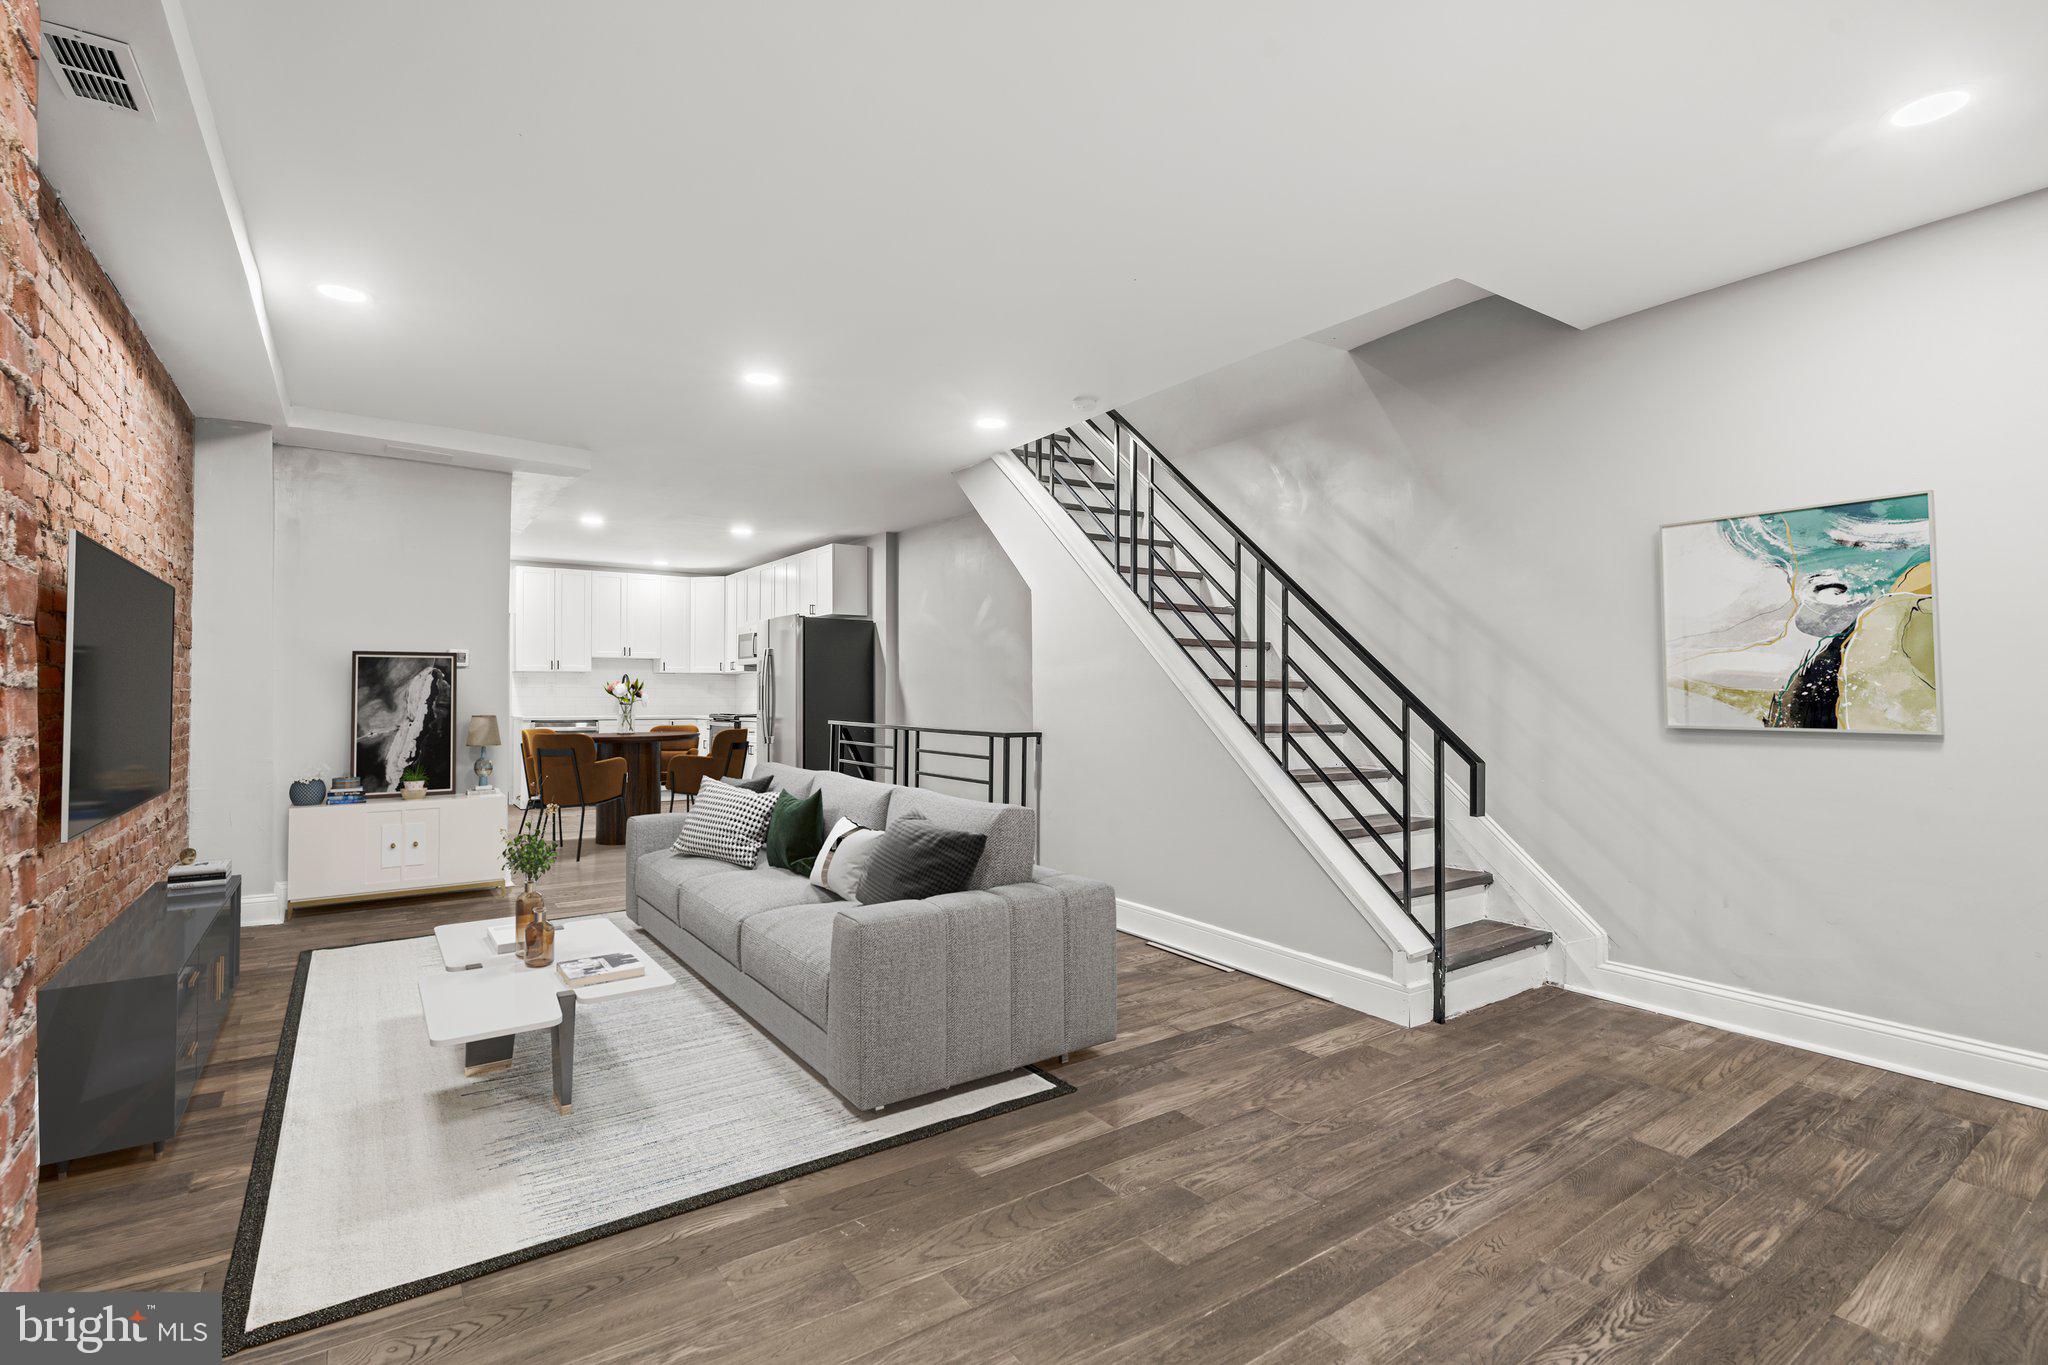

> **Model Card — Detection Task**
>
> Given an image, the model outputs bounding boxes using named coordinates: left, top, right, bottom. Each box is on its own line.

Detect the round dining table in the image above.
left=589, top=731, right=691, bottom=845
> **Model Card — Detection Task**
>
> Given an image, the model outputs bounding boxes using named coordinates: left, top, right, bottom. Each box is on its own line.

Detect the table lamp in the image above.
left=466, top=715, right=502, bottom=792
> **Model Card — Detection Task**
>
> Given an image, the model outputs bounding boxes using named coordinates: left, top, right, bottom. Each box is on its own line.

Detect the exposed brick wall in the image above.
left=0, top=0, right=196, bottom=1290
left=28, top=189, right=194, bottom=971
left=0, top=0, right=41, bottom=1295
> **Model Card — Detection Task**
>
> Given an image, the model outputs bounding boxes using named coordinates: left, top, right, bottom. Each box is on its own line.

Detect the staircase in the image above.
left=1012, top=412, right=1551, bottom=1023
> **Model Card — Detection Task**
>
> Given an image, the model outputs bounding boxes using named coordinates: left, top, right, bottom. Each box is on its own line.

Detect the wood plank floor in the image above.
left=38, top=842, right=2048, bottom=1362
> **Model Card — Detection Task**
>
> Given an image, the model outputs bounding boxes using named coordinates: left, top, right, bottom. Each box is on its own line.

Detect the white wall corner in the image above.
left=243, top=882, right=288, bottom=927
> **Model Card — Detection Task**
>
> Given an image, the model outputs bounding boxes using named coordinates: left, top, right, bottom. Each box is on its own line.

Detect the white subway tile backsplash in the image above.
left=511, top=668, right=754, bottom=721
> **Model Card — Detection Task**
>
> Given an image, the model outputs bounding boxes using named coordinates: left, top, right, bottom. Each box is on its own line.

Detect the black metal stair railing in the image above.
left=1014, top=411, right=1487, bottom=1023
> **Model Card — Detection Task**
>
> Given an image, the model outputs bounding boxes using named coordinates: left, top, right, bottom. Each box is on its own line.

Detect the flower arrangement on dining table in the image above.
left=603, top=674, right=645, bottom=730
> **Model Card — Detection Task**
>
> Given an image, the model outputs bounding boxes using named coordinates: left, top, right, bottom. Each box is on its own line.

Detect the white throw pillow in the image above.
left=809, top=816, right=884, bottom=899
left=672, top=779, right=779, bottom=868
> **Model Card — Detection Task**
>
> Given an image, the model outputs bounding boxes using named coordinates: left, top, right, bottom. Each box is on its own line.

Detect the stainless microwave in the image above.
left=736, top=629, right=762, bottom=661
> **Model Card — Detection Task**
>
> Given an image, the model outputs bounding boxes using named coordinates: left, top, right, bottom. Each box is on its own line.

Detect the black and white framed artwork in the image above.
left=351, top=651, right=458, bottom=795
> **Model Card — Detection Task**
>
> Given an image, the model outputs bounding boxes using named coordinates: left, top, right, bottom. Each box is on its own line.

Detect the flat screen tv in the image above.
left=61, top=531, right=175, bottom=841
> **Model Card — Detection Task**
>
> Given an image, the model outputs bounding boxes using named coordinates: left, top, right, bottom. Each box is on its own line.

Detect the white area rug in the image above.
left=221, top=914, right=1066, bottom=1354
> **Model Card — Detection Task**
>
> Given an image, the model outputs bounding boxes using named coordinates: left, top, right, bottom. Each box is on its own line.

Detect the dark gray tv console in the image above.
left=38, top=874, right=241, bottom=1174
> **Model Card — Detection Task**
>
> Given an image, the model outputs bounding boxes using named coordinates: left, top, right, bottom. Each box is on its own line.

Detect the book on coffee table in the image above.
left=487, top=922, right=522, bottom=953
left=556, top=952, right=646, bottom=987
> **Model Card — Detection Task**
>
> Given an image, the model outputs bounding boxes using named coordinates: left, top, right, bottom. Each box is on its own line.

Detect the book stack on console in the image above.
left=168, top=859, right=232, bottom=885
left=325, top=776, right=365, bottom=805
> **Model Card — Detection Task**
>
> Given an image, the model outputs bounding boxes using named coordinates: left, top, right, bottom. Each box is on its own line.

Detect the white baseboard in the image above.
left=1419, top=743, right=2048, bottom=1109
left=1117, top=897, right=1425, bottom=1026
left=1571, top=954, right=2048, bottom=1111
left=244, top=881, right=288, bottom=927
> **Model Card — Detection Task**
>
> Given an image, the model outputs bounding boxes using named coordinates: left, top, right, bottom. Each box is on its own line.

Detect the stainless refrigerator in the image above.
left=760, top=614, right=878, bottom=771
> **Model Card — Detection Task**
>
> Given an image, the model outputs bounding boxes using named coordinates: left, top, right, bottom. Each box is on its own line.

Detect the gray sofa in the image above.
left=624, top=761, right=1116, bottom=1110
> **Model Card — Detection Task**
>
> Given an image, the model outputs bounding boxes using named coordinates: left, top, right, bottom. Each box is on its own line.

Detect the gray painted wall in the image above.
left=189, top=422, right=279, bottom=890
left=891, top=512, right=1032, bottom=733
left=189, top=443, right=513, bottom=903
left=271, top=449, right=512, bottom=894
left=1123, top=188, right=2048, bottom=1055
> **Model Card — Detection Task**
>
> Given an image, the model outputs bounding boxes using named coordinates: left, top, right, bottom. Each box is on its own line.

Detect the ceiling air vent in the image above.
left=43, top=23, right=155, bottom=120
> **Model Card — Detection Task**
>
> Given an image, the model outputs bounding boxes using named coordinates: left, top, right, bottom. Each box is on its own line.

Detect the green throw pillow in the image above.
left=764, top=789, right=826, bottom=874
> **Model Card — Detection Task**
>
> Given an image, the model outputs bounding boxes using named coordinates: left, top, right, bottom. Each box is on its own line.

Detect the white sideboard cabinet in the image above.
left=286, top=792, right=509, bottom=914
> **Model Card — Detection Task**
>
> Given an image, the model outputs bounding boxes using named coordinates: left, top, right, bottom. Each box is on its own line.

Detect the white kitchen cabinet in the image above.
left=513, top=566, right=593, bottom=672
left=556, top=568, right=592, bottom=670
left=657, top=576, right=692, bottom=671
left=799, top=543, right=869, bottom=615
left=512, top=565, right=556, bottom=672
left=287, top=793, right=507, bottom=913
left=730, top=568, right=748, bottom=639
left=690, top=576, right=725, bottom=671
left=589, top=571, right=625, bottom=656
left=798, top=549, right=823, bottom=615
left=744, top=566, right=764, bottom=629
left=625, top=574, right=664, bottom=659
left=590, top=571, right=665, bottom=660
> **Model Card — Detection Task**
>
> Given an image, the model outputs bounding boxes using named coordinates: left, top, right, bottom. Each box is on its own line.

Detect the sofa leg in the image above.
left=1061, top=1052, right=1070, bottom=1063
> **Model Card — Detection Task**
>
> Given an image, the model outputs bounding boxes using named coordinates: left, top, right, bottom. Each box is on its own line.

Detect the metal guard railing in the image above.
left=1015, top=411, right=1485, bottom=1021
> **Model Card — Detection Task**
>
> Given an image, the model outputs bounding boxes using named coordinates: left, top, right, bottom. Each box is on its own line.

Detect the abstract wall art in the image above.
left=351, top=651, right=459, bottom=793
left=1661, top=494, right=1938, bottom=734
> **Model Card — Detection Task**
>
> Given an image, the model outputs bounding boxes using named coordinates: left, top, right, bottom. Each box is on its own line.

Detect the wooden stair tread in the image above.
left=1330, top=812, right=1435, bottom=838
left=1088, top=531, right=1172, bottom=546
left=1378, top=866, right=1494, bottom=899
left=1259, top=721, right=1347, bottom=735
left=1442, top=919, right=1554, bottom=971
left=1043, top=473, right=1117, bottom=492
left=1176, top=636, right=1270, bottom=650
left=1058, top=502, right=1144, bottom=518
left=1290, top=765, right=1391, bottom=783
left=1153, top=600, right=1236, bottom=617
left=1207, top=677, right=1307, bottom=690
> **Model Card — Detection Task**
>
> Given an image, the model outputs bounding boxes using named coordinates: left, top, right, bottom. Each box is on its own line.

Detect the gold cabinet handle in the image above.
left=411, top=840, right=420, bottom=849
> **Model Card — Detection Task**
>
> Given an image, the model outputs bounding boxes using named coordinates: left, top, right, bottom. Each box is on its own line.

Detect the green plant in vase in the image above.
left=400, top=760, right=428, bottom=800
left=504, top=829, right=560, bottom=966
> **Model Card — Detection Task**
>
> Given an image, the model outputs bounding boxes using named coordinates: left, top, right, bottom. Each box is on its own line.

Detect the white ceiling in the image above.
left=38, top=1, right=2048, bottom=571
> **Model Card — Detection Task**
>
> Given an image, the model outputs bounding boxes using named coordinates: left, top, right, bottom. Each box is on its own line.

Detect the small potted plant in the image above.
left=503, top=829, right=559, bottom=966
left=603, top=673, right=645, bottom=731
left=400, top=761, right=428, bottom=800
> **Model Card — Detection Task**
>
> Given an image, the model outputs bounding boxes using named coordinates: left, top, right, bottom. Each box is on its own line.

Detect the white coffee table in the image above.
left=417, top=915, right=674, bottom=1112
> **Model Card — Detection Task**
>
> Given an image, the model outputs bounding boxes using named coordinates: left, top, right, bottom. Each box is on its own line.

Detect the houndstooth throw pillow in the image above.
left=673, top=779, right=779, bottom=867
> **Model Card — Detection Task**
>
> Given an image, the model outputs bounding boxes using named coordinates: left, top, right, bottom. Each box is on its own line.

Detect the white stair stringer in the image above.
left=964, top=455, right=1458, bottom=1025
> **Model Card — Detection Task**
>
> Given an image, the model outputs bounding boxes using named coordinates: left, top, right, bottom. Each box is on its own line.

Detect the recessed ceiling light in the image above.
left=729, top=524, right=754, bottom=538
left=579, top=512, right=605, bottom=528
left=974, top=415, right=1008, bottom=431
left=740, top=371, right=785, bottom=389
left=315, top=282, right=371, bottom=303
left=1889, top=90, right=1970, bottom=128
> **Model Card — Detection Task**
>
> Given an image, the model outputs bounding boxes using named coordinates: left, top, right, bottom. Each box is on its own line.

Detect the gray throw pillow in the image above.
left=729, top=773, right=774, bottom=792
left=855, top=817, right=987, bottom=904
